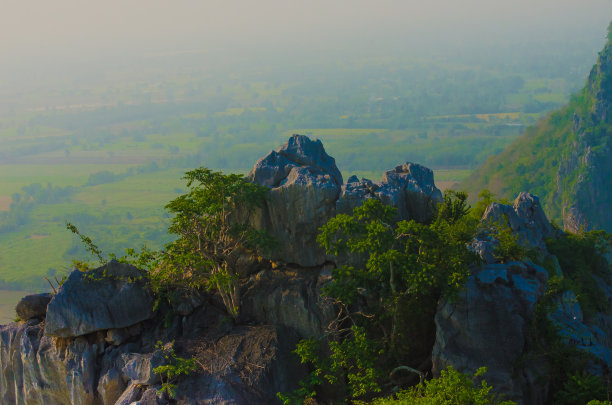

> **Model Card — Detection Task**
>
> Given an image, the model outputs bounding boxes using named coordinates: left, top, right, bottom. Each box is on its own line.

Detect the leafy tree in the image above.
left=66, top=167, right=273, bottom=320
left=153, top=341, right=198, bottom=399
left=371, top=366, right=516, bottom=405
left=155, top=168, right=272, bottom=319
left=282, top=192, right=479, bottom=403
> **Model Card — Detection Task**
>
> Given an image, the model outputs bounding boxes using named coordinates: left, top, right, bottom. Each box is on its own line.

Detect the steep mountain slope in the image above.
left=462, top=23, right=612, bottom=232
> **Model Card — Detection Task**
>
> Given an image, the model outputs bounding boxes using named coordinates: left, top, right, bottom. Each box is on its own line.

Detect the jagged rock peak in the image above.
left=473, top=192, right=555, bottom=264
left=248, top=134, right=343, bottom=187
left=382, top=162, right=438, bottom=194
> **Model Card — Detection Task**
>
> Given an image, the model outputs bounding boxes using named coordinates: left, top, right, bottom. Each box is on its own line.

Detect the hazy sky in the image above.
left=2, top=0, right=611, bottom=57
left=1, top=0, right=611, bottom=88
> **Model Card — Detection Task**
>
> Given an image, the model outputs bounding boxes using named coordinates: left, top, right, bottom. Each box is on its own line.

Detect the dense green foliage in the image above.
left=546, top=230, right=612, bottom=317
left=154, top=168, right=272, bottom=318
left=523, top=229, right=612, bottom=403
left=64, top=168, right=272, bottom=319
left=371, top=367, right=515, bottom=405
left=281, top=192, right=479, bottom=403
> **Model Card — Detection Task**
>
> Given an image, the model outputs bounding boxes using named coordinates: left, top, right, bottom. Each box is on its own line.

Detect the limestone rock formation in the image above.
left=0, top=265, right=306, bottom=404
left=248, top=134, right=342, bottom=266
left=336, top=163, right=442, bottom=223
left=0, top=319, right=99, bottom=405
left=45, top=260, right=155, bottom=337
left=336, top=175, right=378, bottom=215
left=249, top=134, right=442, bottom=267
left=375, top=162, right=443, bottom=222
left=472, top=192, right=555, bottom=264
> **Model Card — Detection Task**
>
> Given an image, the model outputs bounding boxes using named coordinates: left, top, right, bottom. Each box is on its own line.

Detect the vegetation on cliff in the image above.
left=462, top=22, right=612, bottom=230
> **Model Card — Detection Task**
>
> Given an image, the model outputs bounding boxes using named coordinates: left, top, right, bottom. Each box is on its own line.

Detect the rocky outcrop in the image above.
left=45, top=261, right=155, bottom=338
left=375, top=162, right=442, bottom=222
left=249, top=134, right=442, bottom=267
left=435, top=192, right=612, bottom=403
left=432, top=261, right=549, bottom=404
left=0, top=319, right=99, bottom=405
left=436, top=195, right=556, bottom=403
left=0, top=259, right=314, bottom=405
left=472, top=192, right=555, bottom=264
left=248, top=135, right=343, bottom=267
left=337, top=163, right=442, bottom=223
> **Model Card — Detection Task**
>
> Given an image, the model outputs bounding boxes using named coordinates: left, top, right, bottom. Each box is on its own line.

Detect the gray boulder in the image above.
left=276, top=134, right=343, bottom=186
left=15, top=293, right=51, bottom=321
left=45, top=260, right=154, bottom=338
left=432, top=261, right=549, bottom=404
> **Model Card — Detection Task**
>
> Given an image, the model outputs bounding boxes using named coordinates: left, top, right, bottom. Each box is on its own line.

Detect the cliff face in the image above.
left=462, top=23, right=612, bottom=233
left=556, top=30, right=612, bottom=232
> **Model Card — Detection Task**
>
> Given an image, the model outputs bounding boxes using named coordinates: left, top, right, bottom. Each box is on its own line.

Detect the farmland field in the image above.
left=0, top=290, right=32, bottom=325
left=0, top=35, right=605, bottom=290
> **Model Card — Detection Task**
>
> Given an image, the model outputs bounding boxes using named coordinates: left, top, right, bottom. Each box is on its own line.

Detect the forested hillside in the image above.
left=462, top=23, right=612, bottom=231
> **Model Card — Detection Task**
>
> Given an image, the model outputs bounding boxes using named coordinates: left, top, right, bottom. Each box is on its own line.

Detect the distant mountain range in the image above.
left=462, top=22, right=612, bottom=232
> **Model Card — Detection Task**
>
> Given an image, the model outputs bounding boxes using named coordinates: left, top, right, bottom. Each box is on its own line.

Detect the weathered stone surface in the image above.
left=137, top=388, right=167, bottom=405
left=0, top=320, right=97, bottom=405
left=97, top=367, right=126, bottom=405
left=249, top=135, right=342, bottom=266
left=247, top=150, right=297, bottom=188
left=474, top=192, right=556, bottom=264
left=45, top=260, right=154, bottom=337
left=432, top=261, right=549, bottom=404
left=336, top=175, right=378, bottom=215
left=249, top=135, right=443, bottom=266
left=276, top=134, right=343, bottom=186
left=376, top=162, right=442, bottom=222
left=121, top=349, right=165, bottom=385
left=114, top=382, right=145, bottom=405
left=15, top=293, right=51, bottom=321
left=241, top=267, right=334, bottom=338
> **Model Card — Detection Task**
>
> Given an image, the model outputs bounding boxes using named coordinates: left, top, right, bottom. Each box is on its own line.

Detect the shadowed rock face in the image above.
left=45, top=261, right=155, bottom=338
left=432, top=261, right=549, bottom=404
